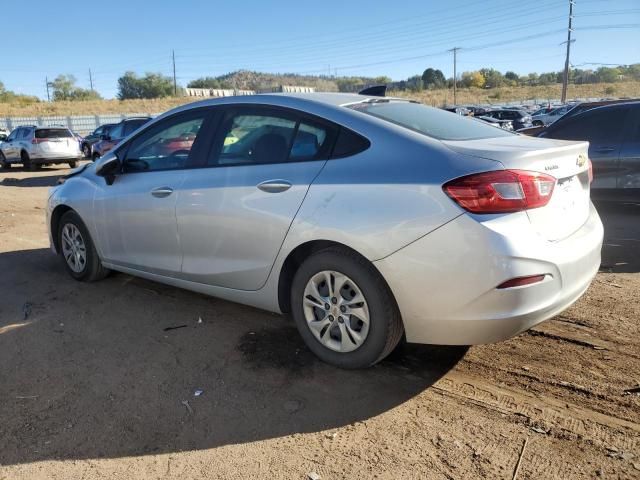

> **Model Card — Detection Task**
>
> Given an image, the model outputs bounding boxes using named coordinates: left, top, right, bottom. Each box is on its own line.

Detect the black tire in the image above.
left=92, top=153, right=100, bottom=162
left=21, top=151, right=36, bottom=171
left=58, top=210, right=110, bottom=282
left=533, top=120, right=543, bottom=127
left=0, top=152, right=10, bottom=170
left=82, top=144, right=91, bottom=158
left=290, top=247, right=404, bottom=369
left=68, top=160, right=78, bottom=168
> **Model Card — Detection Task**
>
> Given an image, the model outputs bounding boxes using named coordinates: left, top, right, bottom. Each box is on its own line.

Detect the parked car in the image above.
left=443, top=106, right=472, bottom=116
left=464, top=105, right=492, bottom=117
left=538, top=101, right=640, bottom=202
left=91, top=117, right=151, bottom=160
left=481, top=109, right=533, bottom=130
left=47, top=93, right=602, bottom=368
left=532, top=104, right=573, bottom=126
left=477, top=116, right=514, bottom=131
left=0, top=127, right=9, bottom=142
left=81, top=123, right=115, bottom=158
left=0, top=126, right=82, bottom=170
left=520, top=99, right=640, bottom=137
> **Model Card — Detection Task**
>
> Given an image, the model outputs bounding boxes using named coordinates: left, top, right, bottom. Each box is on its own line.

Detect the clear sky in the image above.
left=3, top=0, right=639, bottom=99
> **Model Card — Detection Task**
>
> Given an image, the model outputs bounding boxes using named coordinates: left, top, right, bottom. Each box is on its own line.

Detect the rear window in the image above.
left=347, top=101, right=513, bottom=141
left=35, top=128, right=72, bottom=139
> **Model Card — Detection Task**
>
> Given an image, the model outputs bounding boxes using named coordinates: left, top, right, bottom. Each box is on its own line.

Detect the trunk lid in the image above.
left=443, top=135, right=591, bottom=241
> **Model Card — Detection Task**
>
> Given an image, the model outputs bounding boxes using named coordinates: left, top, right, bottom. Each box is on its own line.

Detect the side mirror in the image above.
left=95, top=154, right=120, bottom=185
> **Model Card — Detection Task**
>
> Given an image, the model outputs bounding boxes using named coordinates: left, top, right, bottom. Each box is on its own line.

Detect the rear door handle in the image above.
left=257, top=180, right=292, bottom=193
left=593, top=146, right=616, bottom=153
left=151, top=186, right=174, bottom=198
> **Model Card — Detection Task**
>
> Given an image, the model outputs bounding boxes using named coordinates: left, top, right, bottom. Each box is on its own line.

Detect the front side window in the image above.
left=348, top=101, right=513, bottom=141
left=109, top=123, right=124, bottom=139
left=20, top=128, right=32, bottom=139
left=123, top=113, right=207, bottom=172
left=7, top=129, right=19, bottom=141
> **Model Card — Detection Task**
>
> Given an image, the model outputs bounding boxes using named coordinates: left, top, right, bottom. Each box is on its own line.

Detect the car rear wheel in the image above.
left=92, top=153, right=100, bottom=162
left=0, top=152, right=10, bottom=170
left=21, top=151, right=37, bottom=171
left=68, top=160, right=78, bottom=168
left=58, top=210, right=110, bottom=282
left=533, top=120, right=543, bottom=126
left=290, top=247, right=404, bottom=369
left=82, top=144, right=91, bottom=158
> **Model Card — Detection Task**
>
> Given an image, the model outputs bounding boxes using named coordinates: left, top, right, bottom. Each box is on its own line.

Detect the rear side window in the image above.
left=331, top=127, right=370, bottom=158
left=545, top=107, right=628, bottom=143
left=209, top=109, right=336, bottom=166
left=35, top=128, right=72, bottom=139
left=20, top=128, right=32, bottom=139
left=348, top=101, right=513, bottom=140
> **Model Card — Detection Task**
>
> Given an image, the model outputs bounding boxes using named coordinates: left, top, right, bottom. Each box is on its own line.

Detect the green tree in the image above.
left=595, top=67, right=620, bottom=83
left=504, top=71, right=520, bottom=86
left=479, top=68, right=504, bottom=88
left=406, top=75, right=424, bottom=92
left=421, top=68, right=446, bottom=89
left=50, top=74, right=101, bottom=101
left=187, top=77, right=230, bottom=89
left=117, top=72, right=175, bottom=99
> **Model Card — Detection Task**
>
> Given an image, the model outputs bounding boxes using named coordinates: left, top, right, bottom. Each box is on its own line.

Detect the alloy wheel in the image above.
left=302, top=270, right=370, bottom=353
left=61, top=223, right=87, bottom=273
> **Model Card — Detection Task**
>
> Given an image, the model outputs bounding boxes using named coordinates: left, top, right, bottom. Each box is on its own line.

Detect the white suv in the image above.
left=0, top=126, right=82, bottom=170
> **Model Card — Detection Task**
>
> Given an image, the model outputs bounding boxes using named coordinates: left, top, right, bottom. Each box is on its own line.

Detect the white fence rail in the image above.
left=0, top=113, right=159, bottom=135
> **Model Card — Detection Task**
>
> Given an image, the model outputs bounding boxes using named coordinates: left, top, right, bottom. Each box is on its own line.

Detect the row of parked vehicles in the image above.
left=0, top=117, right=151, bottom=170
left=1, top=98, right=638, bottom=202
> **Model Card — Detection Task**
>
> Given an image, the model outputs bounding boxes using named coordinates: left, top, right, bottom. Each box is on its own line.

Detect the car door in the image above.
left=176, top=106, right=337, bottom=290
left=93, top=108, right=214, bottom=275
left=617, top=105, right=640, bottom=192
left=542, top=107, right=628, bottom=190
left=2, top=128, right=19, bottom=160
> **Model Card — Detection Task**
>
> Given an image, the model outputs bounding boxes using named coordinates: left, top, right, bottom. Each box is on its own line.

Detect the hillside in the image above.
left=1, top=81, right=638, bottom=117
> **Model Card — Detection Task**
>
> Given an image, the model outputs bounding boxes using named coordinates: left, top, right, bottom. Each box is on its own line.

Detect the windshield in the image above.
left=347, top=101, right=513, bottom=141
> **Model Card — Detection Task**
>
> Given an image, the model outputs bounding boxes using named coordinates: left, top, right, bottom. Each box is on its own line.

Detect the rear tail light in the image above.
left=588, top=158, right=593, bottom=184
left=497, top=274, right=547, bottom=289
left=443, top=169, right=556, bottom=214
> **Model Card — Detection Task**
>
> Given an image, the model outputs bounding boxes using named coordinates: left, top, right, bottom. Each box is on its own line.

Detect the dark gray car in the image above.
left=539, top=102, right=640, bottom=201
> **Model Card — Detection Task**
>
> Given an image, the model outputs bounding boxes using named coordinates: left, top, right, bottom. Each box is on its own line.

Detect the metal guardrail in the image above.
left=0, top=113, right=159, bottom=135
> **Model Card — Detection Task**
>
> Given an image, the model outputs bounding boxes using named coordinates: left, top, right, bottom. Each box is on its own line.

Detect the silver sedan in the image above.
left=46, top=93, right=603, bottom=368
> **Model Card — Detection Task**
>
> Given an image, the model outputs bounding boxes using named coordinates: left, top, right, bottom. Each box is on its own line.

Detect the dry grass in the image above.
left=1, top=82, right=639, bottom=117
left=392, top=81, right=640, bottom=106
left=0, top=98, right=197, bottom=117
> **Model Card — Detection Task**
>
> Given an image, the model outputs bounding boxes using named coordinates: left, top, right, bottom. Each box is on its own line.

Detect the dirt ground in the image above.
left=0, top=165, right=638, bottom=480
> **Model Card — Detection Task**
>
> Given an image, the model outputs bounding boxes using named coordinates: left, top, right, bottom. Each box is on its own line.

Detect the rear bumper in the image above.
left=31, top=154, right=83, bottom=164
left=374, top=203, right=603, bottom=345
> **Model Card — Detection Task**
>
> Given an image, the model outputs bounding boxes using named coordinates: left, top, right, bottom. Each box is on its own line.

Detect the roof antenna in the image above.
left=358, top=85, right=386, bottom=97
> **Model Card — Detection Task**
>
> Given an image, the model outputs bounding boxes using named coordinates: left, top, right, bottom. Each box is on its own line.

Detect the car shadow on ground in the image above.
left=0, top=248, right=467, bottom=466
left=0, top=171, right=65, bottom=188
left=596, top=201, right=640, bottom=273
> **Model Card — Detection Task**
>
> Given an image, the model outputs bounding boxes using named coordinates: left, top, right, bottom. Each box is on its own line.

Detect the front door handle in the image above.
left=257, top=180, right=292, bottom=193
left=151, top=186, right=174, bottom=198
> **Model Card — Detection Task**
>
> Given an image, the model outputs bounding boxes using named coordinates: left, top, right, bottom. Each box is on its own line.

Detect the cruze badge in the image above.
left=576, top=154, right=587, bottom=168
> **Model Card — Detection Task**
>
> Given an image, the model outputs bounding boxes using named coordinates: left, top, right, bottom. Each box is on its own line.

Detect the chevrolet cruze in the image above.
left=47, top=92, right=603, bottom=368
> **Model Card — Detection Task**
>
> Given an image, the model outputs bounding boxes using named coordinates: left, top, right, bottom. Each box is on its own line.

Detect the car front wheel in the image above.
left=290, top=247, right=404, bottom=369
left=58, top=210, right=110, bottom=282
left=0, top=152, right=10, bottom=169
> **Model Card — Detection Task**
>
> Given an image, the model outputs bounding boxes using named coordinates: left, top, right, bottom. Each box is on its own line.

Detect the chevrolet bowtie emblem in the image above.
left=576, top=154, right=587, bottom=168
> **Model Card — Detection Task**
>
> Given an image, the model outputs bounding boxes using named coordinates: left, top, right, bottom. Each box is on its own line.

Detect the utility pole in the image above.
left=45, top=76, right=50, bottom=101
left=449, top=47, right=461, bottom=105
left=172, top=50, right=177, bottom=96
left=561, top=0, right=575, bottom=103
left=89, top=68, right=94, bottom=91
